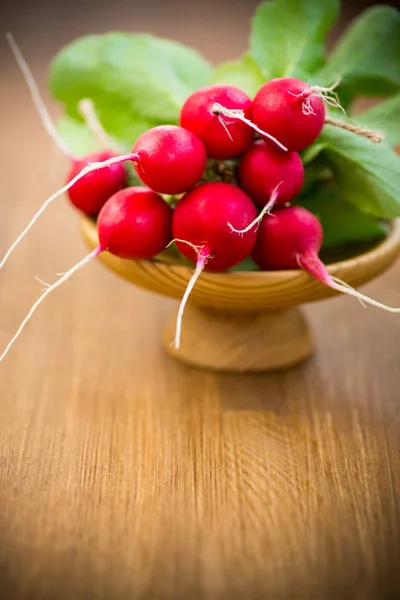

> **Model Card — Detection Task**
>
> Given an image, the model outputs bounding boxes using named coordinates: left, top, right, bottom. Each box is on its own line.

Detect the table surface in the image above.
left=1, top=2, right=400, bottom=599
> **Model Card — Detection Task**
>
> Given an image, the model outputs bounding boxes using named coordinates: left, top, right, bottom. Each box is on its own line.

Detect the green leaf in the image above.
left=356, top=94, right=400, bottom=149
left=301, top=142, right=327, bottom=165
left=318, top=6, right=400, bottom=103
left=49, top=32, right=211, bottom=147
left=249, top=0, right=339, bottom=80
left=320, top=125, right=400, bottom=218
left=212, top=54, right=265, bottom=98
left=56, top=115, right=102, bottom=158
left=297, top=184, right=387, bottom=249
left=230, top=256, right=259, bottom=271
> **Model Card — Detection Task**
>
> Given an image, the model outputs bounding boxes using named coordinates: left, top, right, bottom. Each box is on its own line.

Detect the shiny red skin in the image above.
left=252, top=205, right=323, bottom=270
left=98, top=187, right=172, bottom=259
left=180, top=84, right=254, bottom=159
left=252, top=78, right=325, bottom=152
left=172, top=182, right=258, bottom=272
left=238, top=140, right=304, bottom=206
left=132, top=125, right=206, bottom=194
left=66, top=150, right=127, bottom=216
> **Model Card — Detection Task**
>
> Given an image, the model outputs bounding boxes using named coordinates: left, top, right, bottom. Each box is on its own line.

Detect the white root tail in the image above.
left=0, top=247, right=102, bottom=364
left=79, top=98, right=122, bottom=152
left=6, top=32, right=75, bottom=160
left=174, top=250, right=209, bottom=350
left=228, top=185, right=281, bottom=235
left=212, top=103, right=288, bottom=152
left=328, top=278, right=400, bottom=313
left=0, top=152, right=136, bottom=272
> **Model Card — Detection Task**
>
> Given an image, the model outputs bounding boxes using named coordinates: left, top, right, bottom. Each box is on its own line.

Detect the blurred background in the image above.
left=1, top=2, right=400, bottom=600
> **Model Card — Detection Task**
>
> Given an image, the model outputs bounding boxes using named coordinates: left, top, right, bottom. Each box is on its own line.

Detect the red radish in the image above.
left=66, top=150, right=127, bottom=215
left=173, top=182, right=258, bottom=272
left=132, top=125, right=206, bottom=194
left=180, top=84, right=254, bottom=159
left=171, top=181, right=257, bottom=348
left=0, top=122, right=204, bottom=270
left=251, top=78, right=326, bottom=152
left=3, top=34, right=205, bottom=270
left=0, top=187, right=172, bottom=363
left=181, top=84, right=288, bottom=155
left=238, top=140, right=304, bottom=206
left=252, top=205, right=400, bottom=313
left=98, top=187, right=172, bottom=259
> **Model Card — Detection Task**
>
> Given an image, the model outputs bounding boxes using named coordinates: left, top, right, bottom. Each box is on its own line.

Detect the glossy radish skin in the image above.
left=66, top=150, right=127, bottom=216
left=238, top=140, right=304, bottom=206
left=252, top=205, right=326, bottom=273
left=252, top=78, right=325, bottom=152
left=180, top=84, right=254, bottom=159
left=173, top=182, right=258, bottom=272
left=132, top=125, right=206, bottom=194
left=98, top=186, right=172, bottom=260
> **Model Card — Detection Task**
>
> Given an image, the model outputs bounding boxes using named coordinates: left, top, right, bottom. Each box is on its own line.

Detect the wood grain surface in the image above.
left=1, top=2, right=400, bottom=599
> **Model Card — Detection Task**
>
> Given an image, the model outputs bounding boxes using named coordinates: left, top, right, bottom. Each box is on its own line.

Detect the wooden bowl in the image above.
left=80, top=217, right=400, bottom=372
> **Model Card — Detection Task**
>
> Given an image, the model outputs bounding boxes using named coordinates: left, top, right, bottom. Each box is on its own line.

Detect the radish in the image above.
left=238, top=140, right=304, bottom=206
left=131, top=125, right=206, bottom=194
left=252, top=205, right=400, bottom=313
left=180, top=84, right=288, bottom=156
left=171, top=181, right=258, bottom=348
left=173, top=182, right=258, bottom=271
left=0, top=49, right=205, bottom=272
left=180, top=84, right=255, bottom=159
left=0, top=187, right=172, bottom=363
left=66, top=150, right=127, bottom=216
left=251, top=78, right=327, bottom=152
left=0, top=122, right=205, bottom=272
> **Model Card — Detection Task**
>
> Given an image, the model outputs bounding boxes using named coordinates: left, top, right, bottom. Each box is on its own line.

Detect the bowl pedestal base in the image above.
left=163, top=304, right=314, bottom=373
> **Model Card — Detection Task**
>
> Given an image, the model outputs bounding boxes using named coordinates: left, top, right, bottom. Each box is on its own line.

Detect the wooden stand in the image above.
left=163, top=305, right=314, bottom=373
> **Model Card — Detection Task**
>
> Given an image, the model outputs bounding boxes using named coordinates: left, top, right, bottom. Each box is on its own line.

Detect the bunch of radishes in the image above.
left=1, top=39, right=399, bottom=364
left=58, top=78, right=324, bottom=277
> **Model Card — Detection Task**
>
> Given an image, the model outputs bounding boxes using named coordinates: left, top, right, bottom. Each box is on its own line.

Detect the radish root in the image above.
left=298, top=252, right=400, bottom=314
left=328, top=279, right=400, bottom=313
left=0, top=152, right=136, bottom=272
left=330, top=275, right=367, bottom=308
left=324, top=116, right=383, bottom=143
left=217, top=115, right=234, bottom=142
left=0, top=246, right=103, bottom=364
left=292, top=78, right=345, bottom=116
left=211, top=102, right=288, bottom=152
left=173, top=246, right=210, bottom=350
left=228, top=184, right=281, bottom=235
left=6, top=32, right=76, bottom=161
left=166, top=239, right=205, bottom=253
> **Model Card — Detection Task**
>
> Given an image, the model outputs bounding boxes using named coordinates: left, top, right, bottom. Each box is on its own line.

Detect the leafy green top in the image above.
left=49, top=0, right=400, bottom=251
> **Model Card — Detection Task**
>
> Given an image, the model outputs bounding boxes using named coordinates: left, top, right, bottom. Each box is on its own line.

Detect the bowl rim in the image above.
left=80, top=216, right=400, bottom=279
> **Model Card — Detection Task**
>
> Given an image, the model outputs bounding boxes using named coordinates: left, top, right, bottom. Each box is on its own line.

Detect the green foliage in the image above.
left=50, top=32, right=211, bottom=149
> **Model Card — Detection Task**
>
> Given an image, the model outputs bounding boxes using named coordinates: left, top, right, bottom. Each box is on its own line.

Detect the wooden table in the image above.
left=1, top=2, right=400, bottom=598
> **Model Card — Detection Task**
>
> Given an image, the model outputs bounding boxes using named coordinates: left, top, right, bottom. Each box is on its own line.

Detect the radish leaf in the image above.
left=297, top=185, right=387, bottom=248
left=49, top=32, right=211, bottom=147
left=356, top=94, right=400, bottom=149
left=317, top=6, right=400, bottom=105
left=250, top=0, right=339, bottom=80
left=320, top=125, right=400, bottom=218
left=212, top=54, right=265, bottom=98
